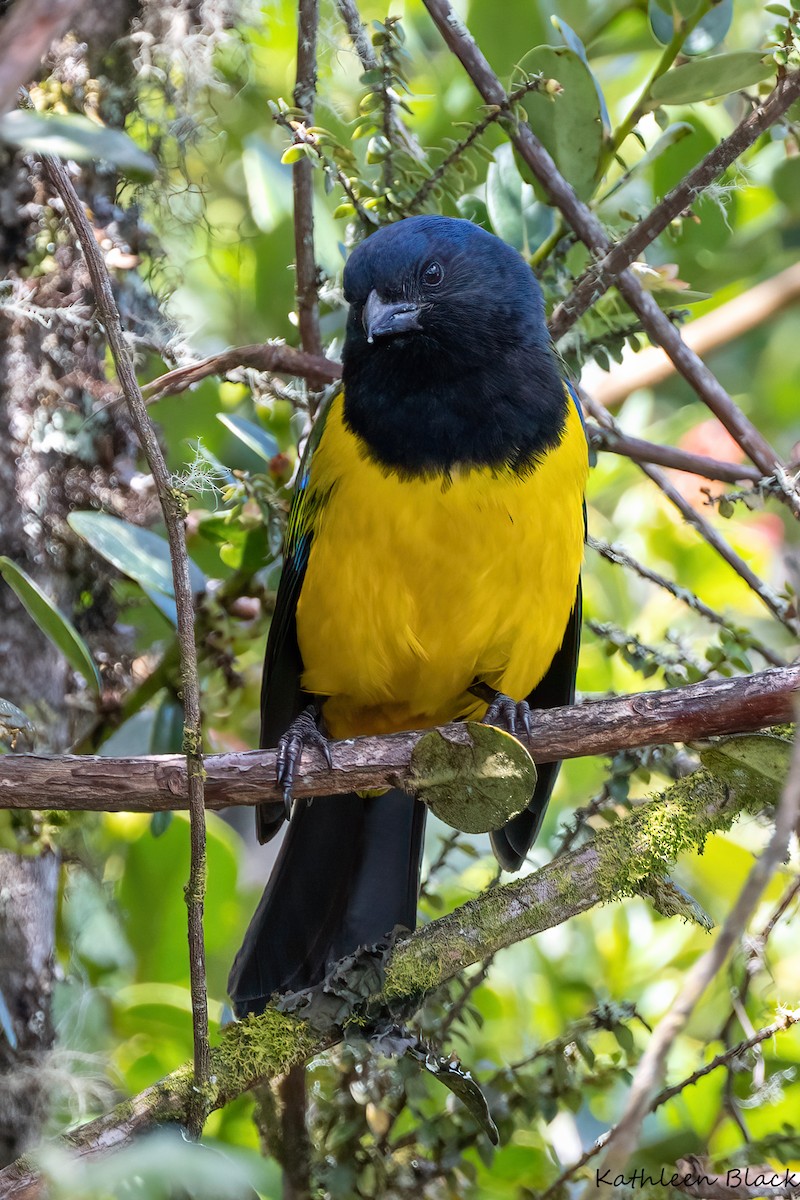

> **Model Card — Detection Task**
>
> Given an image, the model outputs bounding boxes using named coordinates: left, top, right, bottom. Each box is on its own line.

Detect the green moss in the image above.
left=211, top=1009, right=321, bottom=1101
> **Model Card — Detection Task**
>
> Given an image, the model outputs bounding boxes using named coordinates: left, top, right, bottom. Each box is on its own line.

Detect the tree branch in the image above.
left=580, top=390, right=799, bottom=637
left=585, top=423, right=764, bottom=486
left=550, top=72, right=800, bottom=342
left=141, top=343, right=341, bottom=405
left=0, top=666, right=797, bottom=811
left=587, top=537, right=785, bottom=669
left=583, top=262, right=800, bottom=409
left=420, top=0, right=798, bottom=516
left=291, top=0, right=324, bottom=387
left=42, top=159, right=211, bottom=1122
left=0, top=755, right=781, bottom=1198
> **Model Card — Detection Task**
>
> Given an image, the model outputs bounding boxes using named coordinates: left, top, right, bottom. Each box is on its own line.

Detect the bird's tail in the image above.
left=228, top=789, right=426, bottom=1016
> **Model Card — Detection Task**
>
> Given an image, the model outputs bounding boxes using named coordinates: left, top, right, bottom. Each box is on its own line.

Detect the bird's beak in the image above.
left=362, top=289, right=422, bottom=343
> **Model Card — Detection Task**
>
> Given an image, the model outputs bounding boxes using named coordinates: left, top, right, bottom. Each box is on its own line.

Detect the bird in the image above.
left=228, top=215, right=588, bottom=1016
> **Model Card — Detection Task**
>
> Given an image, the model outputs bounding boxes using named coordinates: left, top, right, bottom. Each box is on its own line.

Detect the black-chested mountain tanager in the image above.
left=228, top=215, right=588, bottom=1015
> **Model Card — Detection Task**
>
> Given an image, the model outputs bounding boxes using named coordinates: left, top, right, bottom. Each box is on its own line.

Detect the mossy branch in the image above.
left=0, top=753, right=779, bottom=1198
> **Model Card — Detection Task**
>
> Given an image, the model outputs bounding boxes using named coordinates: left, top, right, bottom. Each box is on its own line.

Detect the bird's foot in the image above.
left=276, top=705, right=333, bottom=819
left=482, top=691, right=532, bottom=739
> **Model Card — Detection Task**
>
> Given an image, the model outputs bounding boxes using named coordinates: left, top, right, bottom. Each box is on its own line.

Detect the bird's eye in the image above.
left=422, top=260, right=444, bottom=287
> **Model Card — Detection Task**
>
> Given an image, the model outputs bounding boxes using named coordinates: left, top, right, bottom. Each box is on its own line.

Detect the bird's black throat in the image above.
left=341, top=331, right=569, bottom=479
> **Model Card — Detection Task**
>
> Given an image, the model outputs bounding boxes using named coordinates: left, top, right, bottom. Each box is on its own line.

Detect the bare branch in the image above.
left=550, top=72, right=800, bottom=342
left=141, top=343, right=341, bottom=405
left=582, top=262, right=800, bottom=409
left=0, top=665, right=797, bottom=811
left=42, top=159, right=211, bottom=1119
left=652, top=1007, right=800, bottom=1113
left=591, top=727, right=800, bottom=1187
left=587, top=537, right=785, bottom=669
left=585, top=423, right=764, bottom=486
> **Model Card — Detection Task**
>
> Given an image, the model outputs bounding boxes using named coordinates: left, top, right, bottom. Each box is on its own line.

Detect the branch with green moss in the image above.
left=0, top=735, right=788, bottom=1199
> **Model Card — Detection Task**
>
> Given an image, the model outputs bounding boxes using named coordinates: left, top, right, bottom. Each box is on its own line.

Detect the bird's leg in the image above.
left=470, top=682, right=533, bottom=739
left=276, top=702, right=333, bottom=818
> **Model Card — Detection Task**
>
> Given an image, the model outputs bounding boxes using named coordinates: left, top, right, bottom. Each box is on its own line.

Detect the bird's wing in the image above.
left=256, top=392, right=336, bottom=843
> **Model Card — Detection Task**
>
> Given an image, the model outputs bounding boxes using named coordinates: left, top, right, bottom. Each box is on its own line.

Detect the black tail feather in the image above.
left=229, top=789, right=426, bottom=1016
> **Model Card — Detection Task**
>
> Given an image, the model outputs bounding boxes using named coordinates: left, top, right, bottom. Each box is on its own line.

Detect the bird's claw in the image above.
left=482, top=692, right=533, bottom=740
left=276, top=706, right=333, bottom=819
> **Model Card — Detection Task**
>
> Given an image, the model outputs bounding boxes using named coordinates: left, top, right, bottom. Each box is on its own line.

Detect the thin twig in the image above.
left=580, top=389, right=798, bottom=637
left=420, top=0, right=797, bottom=517
left=407, top=77, right=545, bottom=213
left=292, top=0, right=324, bottom=383
left=589, top=726, right=800, bottom=1187
left=639, top=459, right=797, bottom=636
left=42, top=159, right=211, bottom=1124
left=1, top=664, right=798, bottom=811
left=587, top=536, right=785, bottom=668
left=585, top=423, right=765, bottom=486
left=652, top=1007, right=800, bottom=1111
left=274, top=110, right=376, bottom=229
left=550, top=70, right=800, bottom=342
left=335, top=0, right=425, bottom=162
left=141, top=342, right=340, bottom=404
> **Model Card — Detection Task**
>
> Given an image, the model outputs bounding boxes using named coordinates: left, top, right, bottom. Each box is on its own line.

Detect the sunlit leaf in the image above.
left=648, top=52, right=774, bottom=107
left=217, top=413, right=280, bottom=462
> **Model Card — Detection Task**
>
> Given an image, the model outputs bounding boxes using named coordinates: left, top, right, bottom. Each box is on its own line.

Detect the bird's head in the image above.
left=342, top=215, right=547, bottom=361
left=340, top=215, right=566, bottom=477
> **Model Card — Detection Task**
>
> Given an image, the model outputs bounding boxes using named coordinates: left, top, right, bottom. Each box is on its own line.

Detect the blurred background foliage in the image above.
left=3, top=0, right=800, bottom=1196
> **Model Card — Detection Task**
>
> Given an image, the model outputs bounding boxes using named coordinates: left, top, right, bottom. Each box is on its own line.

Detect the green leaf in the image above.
left=0, top=110, right=155, bottom=179
left=0, top=557, right=101, bottom=695
left=515, top=45, right=604, bottom=201
left=551, top=17, right=611, bottom=128
left=217, top=413, right=280, bottom=462
left=280, top=144, right=308, bottom=165
left=67, top=512, right=206, bottom=599
left=700, top=732, right=793, bottom=809
left=486, top=144, right=554, bottom=253
left=648, top=0, right=733, bottom=55
left=408, top=721, right=536, bottom=833
left=410, top=1044, right=499, bottom=1145
left=772, top=156, right=800, bottom=215
left=648, top=52, right=774, bottom=107
left=150, top=811, right=173, bottom=838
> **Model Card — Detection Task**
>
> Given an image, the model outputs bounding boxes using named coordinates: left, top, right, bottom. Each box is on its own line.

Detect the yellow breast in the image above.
left=295, top=392, right=588, bottom=739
